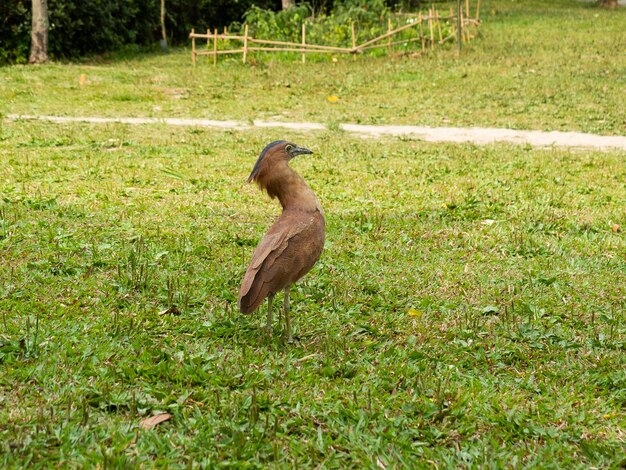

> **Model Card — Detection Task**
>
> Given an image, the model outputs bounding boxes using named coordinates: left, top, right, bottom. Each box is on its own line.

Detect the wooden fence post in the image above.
left=213, top=28, right=218, bottom=65
left=191, top=28, right=196, bottom=66
left=456, top=0, right=462, bottom=55
left=461, top=5, right=467, bottom=42
left=302, top=23, right=306, bottom=63
left=351, top=22, right=356, bottom=60
left=387, top=16, right=392, bottom=55
left=436, top=10, right=442, bottom=44
left=206, top=28, right=210, bottom=63
left=419, top=13, right=425, bottom=52
left=243, top=24, right=249, bottom=64
left=428, top=8, right=434, bottom=49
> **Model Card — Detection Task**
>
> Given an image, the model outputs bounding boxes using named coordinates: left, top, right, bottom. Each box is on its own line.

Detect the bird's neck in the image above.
left=265, top=165, right=320, bottom=212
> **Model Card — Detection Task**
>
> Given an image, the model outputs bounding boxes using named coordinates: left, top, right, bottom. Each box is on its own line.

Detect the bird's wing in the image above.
left=249, top=232, right=287, bottom=272
left=238, top=212, right=318, bottom=311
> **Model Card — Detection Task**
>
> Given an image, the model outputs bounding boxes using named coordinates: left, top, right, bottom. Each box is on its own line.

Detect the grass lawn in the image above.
left=1, top=0, right=625, bottom=135
left=1, top=0, right=626, bottom=467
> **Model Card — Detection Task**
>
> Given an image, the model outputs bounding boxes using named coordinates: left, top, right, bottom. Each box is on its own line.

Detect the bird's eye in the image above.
left=285, top=144, right=293, bottom=153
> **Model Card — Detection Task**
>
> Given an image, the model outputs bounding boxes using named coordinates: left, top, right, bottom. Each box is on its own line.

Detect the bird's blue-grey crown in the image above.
left=247, top=140, right=313, bottom=183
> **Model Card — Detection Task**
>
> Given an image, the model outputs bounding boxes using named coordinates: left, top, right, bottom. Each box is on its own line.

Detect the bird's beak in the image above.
left=289, top=146, right=313, bottom=158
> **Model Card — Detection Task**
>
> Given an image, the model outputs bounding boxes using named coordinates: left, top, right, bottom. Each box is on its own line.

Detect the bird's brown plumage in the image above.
left=238, top=141, right=325, bottom=316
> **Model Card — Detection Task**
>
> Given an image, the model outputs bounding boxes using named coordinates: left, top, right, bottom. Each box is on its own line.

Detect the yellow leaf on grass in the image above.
left=326, top=95, right=339, bottom=103
left=140, top=413, right=172, bottom=430
left=408, top=308, right=422, bottom=318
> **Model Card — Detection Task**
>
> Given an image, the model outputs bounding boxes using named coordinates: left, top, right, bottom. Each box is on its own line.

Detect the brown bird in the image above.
left=238, top=140, right=325, bottom=341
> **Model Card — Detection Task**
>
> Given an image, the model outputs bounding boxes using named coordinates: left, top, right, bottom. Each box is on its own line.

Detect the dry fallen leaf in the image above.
left=326, top=95, right=339, bottom=103
left=140, top=413, right=172, bottom=430
left=158, top=305, right=180, bottom=316
left=612, top=224, right=620, bottom=233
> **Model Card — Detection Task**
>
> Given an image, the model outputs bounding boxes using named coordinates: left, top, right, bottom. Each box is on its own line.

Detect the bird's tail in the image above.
left=237, top=295, right=257, bottom=314
left=237, top=274, right=268, bottom=314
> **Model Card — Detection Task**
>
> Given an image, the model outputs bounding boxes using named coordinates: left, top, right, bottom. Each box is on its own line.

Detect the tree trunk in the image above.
left=598, top=0, right=617, bottom=8
left=29, top=0, right=49, bottom=64
left=282, top=0, right=296, bottom=10
left=160, top=0, right=168, bottom=52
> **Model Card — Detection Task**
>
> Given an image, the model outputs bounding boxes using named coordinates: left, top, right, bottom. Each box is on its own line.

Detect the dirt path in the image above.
left=7, top=114, right=626, bottom=151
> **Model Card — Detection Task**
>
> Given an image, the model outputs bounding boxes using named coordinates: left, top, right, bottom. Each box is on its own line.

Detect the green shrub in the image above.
left=231, top=0, right=447, bottom=59
left=241, top=4, right=314, bottom=43
left=0, top=0, right=31, bottom=64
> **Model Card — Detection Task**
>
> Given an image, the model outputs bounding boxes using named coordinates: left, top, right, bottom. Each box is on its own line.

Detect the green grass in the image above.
left=1, top=120, right=625, bottom=467
left=0, top=0, right=625, bottom=135
left=1, top=0, right=626, bottom=467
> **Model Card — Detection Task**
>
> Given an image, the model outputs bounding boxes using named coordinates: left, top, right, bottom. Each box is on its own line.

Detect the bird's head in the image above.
left=247, top=140, right=313, bottom=185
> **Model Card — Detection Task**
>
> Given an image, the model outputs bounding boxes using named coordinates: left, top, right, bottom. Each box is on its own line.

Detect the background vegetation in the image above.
left=237, top=0, right=439, bottom=53
left=1, top=0, right=625, bottom=466
left=1, top=0, right=423, bottom=64
left=0, top=0, right=277, bottom=64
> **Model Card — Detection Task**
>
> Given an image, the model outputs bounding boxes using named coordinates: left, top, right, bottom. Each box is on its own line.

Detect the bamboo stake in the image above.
left=449, top=5, right=454, bottom=35
left=206, top=28, right=210, bottom=63
left=191, top=28, right=196, bottom=66
left=387, top=16, right=392, bottom=55
left=439, top=33, right=456, bottom=44
left=213, top=28, right=218, bottom=65
left=419, top=13, right=425, bottom=52
left=197, top=49, right=243, bottom=55
left=460, top=6, right=464, bottom=42
left=456, top=0, right=462, bottom=55
left=191, top=32, right=234, bottom=39
left=351, top=22, right=356, bottom=60
left=247, top=47, right=347, bottom=53
left=436, top=10, right=442, bottom=44
left=223, top=27, right=228, bottom=60
left=357, top=20, right=422, bottom=49
left=466, top=0, right=470, bottom=20
left=243, top=24, right=249, bottom=64
left=360, top=37, right=424, bottom=51
left=248, top=37, right=348, bottom=52
left=476, top=0, right=481, bottom=20
left=428, top=8, right=434, bottom=49
left=301, top=23, right=306, bottom=63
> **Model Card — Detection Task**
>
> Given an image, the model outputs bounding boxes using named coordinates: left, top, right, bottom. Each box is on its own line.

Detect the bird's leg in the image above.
left=266, top=293, right=275, bottom=336
left=283, top=286, right=292, bottom=343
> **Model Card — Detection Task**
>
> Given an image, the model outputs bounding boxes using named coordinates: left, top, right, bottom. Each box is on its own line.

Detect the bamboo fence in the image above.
left=190, top=1, right=480, bottom=65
